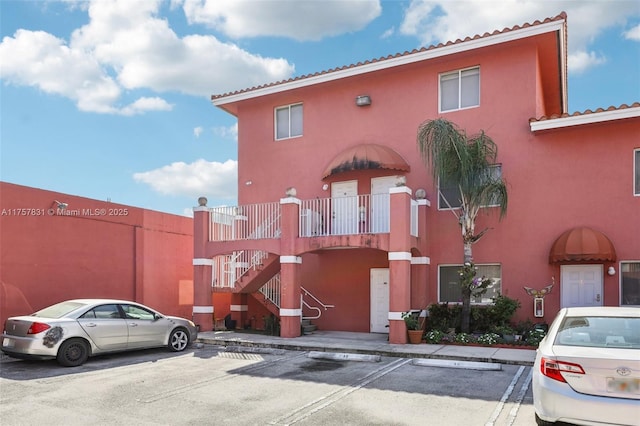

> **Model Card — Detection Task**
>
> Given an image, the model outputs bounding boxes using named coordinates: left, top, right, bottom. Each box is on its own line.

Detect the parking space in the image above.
left=1, top=344, right=536, bottom=425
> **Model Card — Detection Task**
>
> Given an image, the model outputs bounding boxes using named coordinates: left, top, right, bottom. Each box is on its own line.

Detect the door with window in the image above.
left=370, top=268, right=390, bottom=333
left=561, top=265, right=603, bottom=308
left=331, top=180, right=358, bottom=235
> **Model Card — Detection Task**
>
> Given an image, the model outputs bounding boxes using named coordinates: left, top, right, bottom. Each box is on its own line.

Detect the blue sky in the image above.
left=2, top=0, right=639, bottom=217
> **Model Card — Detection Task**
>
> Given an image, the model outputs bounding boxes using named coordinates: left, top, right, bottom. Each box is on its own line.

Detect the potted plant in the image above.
left=494, top=324, right=516, bottom=343
left=402, top=312, right=423, bottom=344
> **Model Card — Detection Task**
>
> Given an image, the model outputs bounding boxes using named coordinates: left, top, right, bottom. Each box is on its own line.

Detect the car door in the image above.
left=120, top=304, right=169, bottom=348
left=77, top=304, right=129, bottom=351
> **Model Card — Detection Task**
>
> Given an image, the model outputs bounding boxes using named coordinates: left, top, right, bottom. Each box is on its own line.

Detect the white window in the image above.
left=621, top=262, right=640, bottom=306
left=275, top=103, right=303, bottom=140
left=438, top=164, right=502, bottom=210
left=634, top=149, right=639, bottom=196
left=438, top=264, right=501, bottom=304
left=440, top=67, right=480, bottom=112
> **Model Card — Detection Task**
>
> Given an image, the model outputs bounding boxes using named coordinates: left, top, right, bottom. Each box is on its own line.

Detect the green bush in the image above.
left=428, top=294, right=521, bottom=334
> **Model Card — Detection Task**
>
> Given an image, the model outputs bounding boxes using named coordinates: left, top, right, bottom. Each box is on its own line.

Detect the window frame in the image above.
left=439, top=66, right=480, bottom=113
left=274, top=103, right=303, bottom=140
left=437, top=164, right=502, bottom=210
left=634, top=149, right=639, bottom=196
left=437, top=263, right=502, bottom=305
left=620, top=261, right=640, bottom=306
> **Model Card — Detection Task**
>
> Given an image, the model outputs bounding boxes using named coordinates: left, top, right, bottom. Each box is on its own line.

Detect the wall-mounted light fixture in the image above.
left=355, top=95, right=371, bottom=107
left=322, top=184, right=329, bottom=191
left=53, top=200, right=68, bottom=210
left=608, top=266, right=616, bottom=276
left=285, top=187, right=297, bottom=197
left=245, top=180, right=253, bottom=186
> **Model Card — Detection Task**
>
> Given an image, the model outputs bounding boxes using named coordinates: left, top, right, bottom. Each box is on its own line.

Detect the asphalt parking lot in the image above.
left=0, top=344, right=537, bottom=425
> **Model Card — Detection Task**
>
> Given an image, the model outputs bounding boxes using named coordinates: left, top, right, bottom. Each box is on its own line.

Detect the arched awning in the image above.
left=549, top=226, right=617, bottom=263
left=322, top=144, right=410, bottom=179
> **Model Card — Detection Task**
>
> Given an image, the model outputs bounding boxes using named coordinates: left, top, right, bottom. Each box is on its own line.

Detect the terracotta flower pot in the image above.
left=407, top=329, right=423, bottom=344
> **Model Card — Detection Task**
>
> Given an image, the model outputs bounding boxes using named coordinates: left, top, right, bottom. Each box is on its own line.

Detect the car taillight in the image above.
left=540, top=357, right=585, bottom=382
left=27, top=322, right=51, bottom=334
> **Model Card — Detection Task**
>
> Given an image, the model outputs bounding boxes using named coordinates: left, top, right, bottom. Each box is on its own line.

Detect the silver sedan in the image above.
left=532, top=306, right=640, bottom=426
left=1, top=299, right=198, bottom=367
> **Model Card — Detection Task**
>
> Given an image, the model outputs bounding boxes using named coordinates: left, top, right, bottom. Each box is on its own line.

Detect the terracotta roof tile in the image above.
left=529, top=102, right=640, bottom=122
left=211, top=12, right=568, bottom=101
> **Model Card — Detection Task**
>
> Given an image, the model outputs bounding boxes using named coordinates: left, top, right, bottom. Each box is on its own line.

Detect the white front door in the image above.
left=331, top=180, right=358, bottom=235
left=561, top=265, right=603, bottom=308
left=370, top=176, right=397, bottom=233
left=370, top=268, right=390, bottom=333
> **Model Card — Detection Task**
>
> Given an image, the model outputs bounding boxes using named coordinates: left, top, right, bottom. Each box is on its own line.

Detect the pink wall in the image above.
left=213, top=25, right=639, bottom=330
left=0, top=182, right=194, bottom=325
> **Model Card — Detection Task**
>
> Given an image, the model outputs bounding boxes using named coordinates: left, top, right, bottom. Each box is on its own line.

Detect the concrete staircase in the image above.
left=301, top=318, right=317, bottom=335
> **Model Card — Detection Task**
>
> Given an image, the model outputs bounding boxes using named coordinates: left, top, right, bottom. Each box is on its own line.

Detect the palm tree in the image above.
left=417, top=118, right=508, bottom=333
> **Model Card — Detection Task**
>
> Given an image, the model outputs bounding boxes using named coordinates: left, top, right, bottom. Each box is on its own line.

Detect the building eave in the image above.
left=529, top=105, right=640, bottom=132
left=212, top=18, right=566, bottom=107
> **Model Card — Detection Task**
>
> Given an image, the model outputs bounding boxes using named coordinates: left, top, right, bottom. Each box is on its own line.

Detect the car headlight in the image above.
left=188, top=320, right=196, bottom=328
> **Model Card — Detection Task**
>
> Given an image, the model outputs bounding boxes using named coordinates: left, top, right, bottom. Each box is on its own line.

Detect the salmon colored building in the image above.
left=192, top=13, right=639, bottom=343
left=0, top=182, right=195, bottom=327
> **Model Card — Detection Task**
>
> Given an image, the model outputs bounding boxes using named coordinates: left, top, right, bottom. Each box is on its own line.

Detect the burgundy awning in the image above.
left=322, top=144, right=410, bottom=179
left=549, top=226, right=617, bottom=263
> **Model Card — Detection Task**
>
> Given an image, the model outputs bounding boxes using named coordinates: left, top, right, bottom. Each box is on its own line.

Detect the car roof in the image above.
left=563, top=306, right=640, bottom=318
left=64, top=299, right=141, bottom=305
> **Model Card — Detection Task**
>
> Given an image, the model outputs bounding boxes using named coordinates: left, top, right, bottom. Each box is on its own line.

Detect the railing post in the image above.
left=279, top=192, right=301, bottom=338
left=193, top=198, right=213, bottom=331
left=388, top=186, right=412, bottom=344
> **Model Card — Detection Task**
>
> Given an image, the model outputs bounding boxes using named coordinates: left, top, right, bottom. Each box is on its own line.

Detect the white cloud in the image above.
left=213, top=122, right=238, bottom=140
left=399, top=0, right=640, bottom=74
left=133, top=158, right=238, bottom=199
left=624, top=24, right=640, bottom=41
left=568, top=50, right=606, bottom=74
left=0, top=0, right=294, bottom=114
left=193, top=126, right=203, bottom=138
left=180, top=0, right=381, bottom=41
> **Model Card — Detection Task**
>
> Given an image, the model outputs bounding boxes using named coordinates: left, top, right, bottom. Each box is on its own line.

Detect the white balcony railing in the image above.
left=208, top=194, right=419, bottom=242
left=299, top=193, right=393, bottom=237
left=209, top=202, right=281, bottom=241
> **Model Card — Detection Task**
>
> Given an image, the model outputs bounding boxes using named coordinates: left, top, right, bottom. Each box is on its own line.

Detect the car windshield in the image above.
left=32, top=301, right=86, bottom=319
left=554, top=315, right=640, bottom=349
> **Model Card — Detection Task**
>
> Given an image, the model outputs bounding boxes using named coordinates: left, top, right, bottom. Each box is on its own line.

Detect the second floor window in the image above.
left=275, top=103, right=303, bottom=140
left=440, top=67, right=480, bottom=112
left=438, top=164, right=502, bottom=210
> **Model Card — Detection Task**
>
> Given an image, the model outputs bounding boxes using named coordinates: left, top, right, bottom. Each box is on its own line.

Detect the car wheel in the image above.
left=168, top=328, right=189, bottom=352
left=535, top=413, right=555, bottom=426
left=57, top=338, right=89, bottom=367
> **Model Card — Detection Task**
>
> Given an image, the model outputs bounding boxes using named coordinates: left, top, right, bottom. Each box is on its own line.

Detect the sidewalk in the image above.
left=197, top=330, right=536, bottom=366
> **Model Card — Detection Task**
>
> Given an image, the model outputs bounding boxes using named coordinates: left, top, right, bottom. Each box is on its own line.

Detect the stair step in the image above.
left=302, top=323, right=317, bottom=334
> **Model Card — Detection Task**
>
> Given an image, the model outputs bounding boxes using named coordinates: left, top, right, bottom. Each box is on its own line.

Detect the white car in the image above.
left=532, top=306, right=640, bottom=426
left=2, top=299, right=198, bottom=367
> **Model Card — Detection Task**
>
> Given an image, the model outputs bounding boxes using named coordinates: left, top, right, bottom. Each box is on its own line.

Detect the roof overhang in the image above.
left=530, top=106, right=640, bottom=132
left=213, top=18, right=566, bottom=109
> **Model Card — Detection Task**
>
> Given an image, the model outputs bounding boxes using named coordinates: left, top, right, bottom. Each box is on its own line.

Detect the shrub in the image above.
left=454, top=333, right=475, bottom=344
left=424, top=330, right=445, bottom=344
left=477, top=333, right=500, bottom=345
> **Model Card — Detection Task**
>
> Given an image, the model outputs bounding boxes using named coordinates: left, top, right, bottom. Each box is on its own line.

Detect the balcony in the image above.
left=206, top=193, right=419, bottom=242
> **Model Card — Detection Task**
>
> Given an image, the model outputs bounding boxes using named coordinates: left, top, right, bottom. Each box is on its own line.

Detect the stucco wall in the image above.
left=0, top=182, right=193, bottom=325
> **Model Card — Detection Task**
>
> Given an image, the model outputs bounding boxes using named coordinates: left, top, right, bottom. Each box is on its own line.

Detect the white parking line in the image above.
left=485, top=365, right=525, bottom=426
left=506, top=367, right=533, bottom=426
